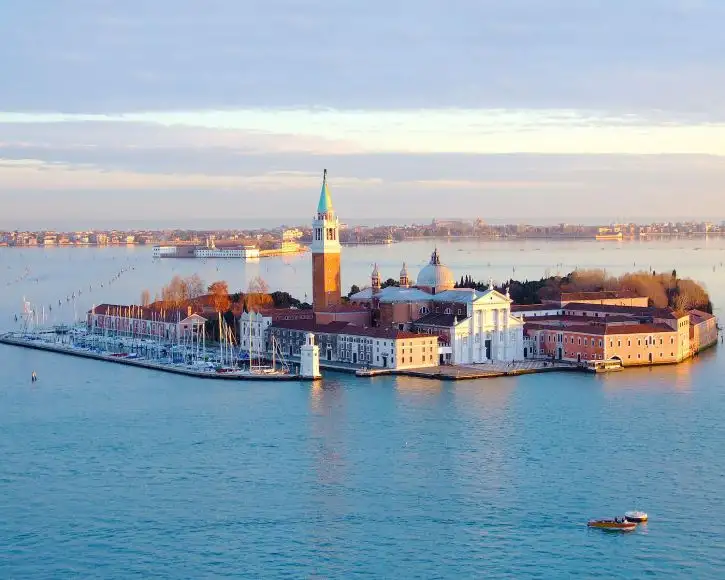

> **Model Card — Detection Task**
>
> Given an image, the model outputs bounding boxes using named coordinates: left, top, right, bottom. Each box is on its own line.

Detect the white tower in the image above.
left=300, top=332, right=321, bottom=379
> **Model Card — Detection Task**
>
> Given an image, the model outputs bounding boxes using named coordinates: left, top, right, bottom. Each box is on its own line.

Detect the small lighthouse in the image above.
left=300, top=332, right=321, bottom=379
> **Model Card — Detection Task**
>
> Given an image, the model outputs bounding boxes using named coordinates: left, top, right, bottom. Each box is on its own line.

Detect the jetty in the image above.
left=355, top=362, right=579, bottom=381
left=0, top=333, right=315, bottom=382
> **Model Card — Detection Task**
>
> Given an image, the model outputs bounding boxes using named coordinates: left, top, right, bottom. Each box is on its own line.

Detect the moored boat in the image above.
left=624, top=511, right=648, bottom=523
left=587, top=518, right=637, bottom=531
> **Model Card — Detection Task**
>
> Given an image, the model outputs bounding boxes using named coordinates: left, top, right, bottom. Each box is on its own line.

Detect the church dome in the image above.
left=416, top=249, right=455, bottom=291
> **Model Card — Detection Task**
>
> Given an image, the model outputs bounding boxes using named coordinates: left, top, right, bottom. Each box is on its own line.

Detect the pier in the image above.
left=0, top=334, right=313, bottom=382
left=274, top=351, right=579, bottom=381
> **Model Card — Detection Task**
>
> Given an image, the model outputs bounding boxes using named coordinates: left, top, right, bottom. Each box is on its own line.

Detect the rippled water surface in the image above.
left=2, top=239, right=725, bottom=578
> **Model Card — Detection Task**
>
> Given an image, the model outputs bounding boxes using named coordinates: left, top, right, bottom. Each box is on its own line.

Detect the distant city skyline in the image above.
left=1, top=1, right=724, bottom=223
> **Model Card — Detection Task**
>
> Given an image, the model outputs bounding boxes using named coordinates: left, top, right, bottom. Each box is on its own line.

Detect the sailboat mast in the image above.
left=218, top=312, right=223, bottom=365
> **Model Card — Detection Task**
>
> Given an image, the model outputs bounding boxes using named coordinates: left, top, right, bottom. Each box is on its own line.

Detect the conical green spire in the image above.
left=317, top=168, right=333, bottom=213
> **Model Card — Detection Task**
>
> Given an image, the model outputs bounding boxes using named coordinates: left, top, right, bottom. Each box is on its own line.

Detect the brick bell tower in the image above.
left=311, top=169, right=342, bottom=311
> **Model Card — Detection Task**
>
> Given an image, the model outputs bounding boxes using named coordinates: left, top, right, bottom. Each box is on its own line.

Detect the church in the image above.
left=309, top=170, right=525, bottom=365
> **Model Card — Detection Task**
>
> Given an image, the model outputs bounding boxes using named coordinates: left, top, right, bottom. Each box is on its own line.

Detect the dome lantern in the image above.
left=415, top=249, right=455, bottom=294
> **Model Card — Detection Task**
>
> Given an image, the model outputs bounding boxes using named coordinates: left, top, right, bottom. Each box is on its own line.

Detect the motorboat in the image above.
left=587, top=518, right=637, bottom=531
left=624, top=511, right=648, bottom=523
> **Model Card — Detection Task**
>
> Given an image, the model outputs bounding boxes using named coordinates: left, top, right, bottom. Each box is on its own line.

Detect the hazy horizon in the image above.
left=2, top=1, right=724, bottom=223
left=2, top=214, right=724, bottom=233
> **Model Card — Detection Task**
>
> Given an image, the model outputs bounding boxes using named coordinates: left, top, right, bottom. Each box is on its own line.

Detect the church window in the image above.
left=444, top=308, right=452, bottom=315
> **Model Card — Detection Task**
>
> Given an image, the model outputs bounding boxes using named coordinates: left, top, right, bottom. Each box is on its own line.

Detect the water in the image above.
left=2, top=239, right=725, bottom=578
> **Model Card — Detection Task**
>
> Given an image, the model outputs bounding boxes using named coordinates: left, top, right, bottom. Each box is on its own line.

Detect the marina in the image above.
left=1, top=299, right=320, bottom=381
left=0, top=333, right=308, bottom=381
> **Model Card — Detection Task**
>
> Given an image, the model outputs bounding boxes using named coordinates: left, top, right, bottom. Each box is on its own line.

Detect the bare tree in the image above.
left=247, top=276, right=270, bottom=294
left=185, top=274, right=205, bottom=299
left=161, top=275, right=188, bottom=307
left=140, top=289, right=151, bottom=306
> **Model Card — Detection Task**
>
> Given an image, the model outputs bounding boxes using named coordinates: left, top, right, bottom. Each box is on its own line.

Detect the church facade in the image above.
left=349, top=251, right=525, bottom=364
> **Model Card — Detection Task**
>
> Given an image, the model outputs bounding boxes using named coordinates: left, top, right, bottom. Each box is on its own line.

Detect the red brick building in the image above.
left=523, top=302, right=710, bottom=366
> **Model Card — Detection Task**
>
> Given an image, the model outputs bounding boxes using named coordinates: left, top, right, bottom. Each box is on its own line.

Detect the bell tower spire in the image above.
left=311, top=169, right=342, bottom=311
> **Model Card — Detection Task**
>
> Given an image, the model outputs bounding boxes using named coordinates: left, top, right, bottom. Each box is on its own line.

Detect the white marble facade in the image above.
left=445, top=289, right=524, bottom=364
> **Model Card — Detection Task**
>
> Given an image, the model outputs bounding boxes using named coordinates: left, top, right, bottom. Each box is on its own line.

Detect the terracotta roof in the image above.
left=524, top=314, right=636, bottom=325
left=689, top=310, right=715, bottom=324
left=247, top=307, right=314, bottom=321
left=270, top=318, right=428, bottom=340
left=563, top=302, right=686, bottom=320
left=558, top=290, right=640, bottom=301
left=604, top=323, right=676, bottom=335
left=315, top=303, right=370, bottom=313
left=526, top=322, right=676, bottom=336
left=511, top=304, right=561, bottom=312
left=413, top=313, right=466, bottom=327
left=90, top=304, right=206, bottom=323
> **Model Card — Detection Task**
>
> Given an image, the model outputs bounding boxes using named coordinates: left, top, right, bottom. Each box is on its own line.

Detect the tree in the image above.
left=381, top=278, right=399, bottom=288
left=348, top=284, right=361, bottom=297
left=185, top=274, right=205, bottom=299
left=244, top=292, right=274, bottom=312
left=248, top=276, right=270, bottom=294
left=270, top=291, right=303, bottom=309
left=140, top=289, right=151, bottom=307
left=161, top=275, right=188, bottom=307
left=208, top=280, right=231, bottom=313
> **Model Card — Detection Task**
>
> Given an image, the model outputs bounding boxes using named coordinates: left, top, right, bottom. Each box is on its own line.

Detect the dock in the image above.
left=0, top=334, right=312, bottom=381
left=267, top=351, right=579, bottom=381
left=355, top=361, right=580, bottom=381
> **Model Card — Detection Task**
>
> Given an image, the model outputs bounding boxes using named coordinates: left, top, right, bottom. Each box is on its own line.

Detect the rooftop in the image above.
left=90, top=303, right=206, bottom=323
left=245, top=308, right=314, bottom=321
left=555, top=290, right=641, bottom=301
left=413, top=313, right=468, bottom=327
left=525, top=320, right=676, bottom=336
left=689, top=309, right=715, bottom=324
left=563, top=302, right=688, bottom=320
left=349, top=286, right=432, bottom=303
left=270, top=318, right=429, bottom=340
left=511, top=303, right=562, bottom=312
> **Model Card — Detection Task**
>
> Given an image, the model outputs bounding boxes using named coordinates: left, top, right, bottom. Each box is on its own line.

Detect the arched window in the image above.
left=419, top=307, right=429, bottom=315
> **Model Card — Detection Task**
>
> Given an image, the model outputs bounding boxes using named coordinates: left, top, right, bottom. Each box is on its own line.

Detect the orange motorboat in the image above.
left=587, top=518, right=637, bottom=532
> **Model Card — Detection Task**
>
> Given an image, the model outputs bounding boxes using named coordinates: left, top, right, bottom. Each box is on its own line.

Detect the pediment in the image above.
left=472, top=289, right=511, bottom=306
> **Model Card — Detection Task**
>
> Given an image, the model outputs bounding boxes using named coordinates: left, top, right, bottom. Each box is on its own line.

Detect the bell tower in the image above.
left=311, top=169, right=342, bottom=311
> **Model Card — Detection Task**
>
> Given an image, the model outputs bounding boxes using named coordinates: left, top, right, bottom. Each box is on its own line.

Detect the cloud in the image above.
left=1, top=0, right=724, bottom=115
left=1, top=1, right=724, bottom=224
left=2, top=148, right=725, bottom=225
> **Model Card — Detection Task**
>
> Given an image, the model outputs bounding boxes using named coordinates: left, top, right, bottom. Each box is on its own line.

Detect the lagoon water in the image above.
left=2, top=238, right=725, bottom=578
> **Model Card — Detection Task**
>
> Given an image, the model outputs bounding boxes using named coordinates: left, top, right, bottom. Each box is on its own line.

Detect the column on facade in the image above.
left=503, top=307, right=510, bottom=361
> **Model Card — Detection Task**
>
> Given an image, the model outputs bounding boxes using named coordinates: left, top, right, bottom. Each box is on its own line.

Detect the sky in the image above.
left=1, top=0, right=724, bottom=227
